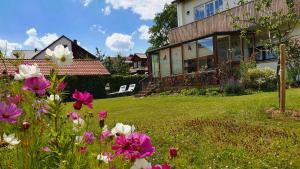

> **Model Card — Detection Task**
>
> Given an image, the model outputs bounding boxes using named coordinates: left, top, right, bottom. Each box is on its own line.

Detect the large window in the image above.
left=197, top=37, right=214, bottom=70
left=171, top=47, right=183, bottom=75
left=217, top=35, right=242, bottom=62
left=194, top=0, right=223, bottom=21
left=183, top=41, right=197, bottom=73
left=159, top=49, right=171, bottom=77
left=151, top=54, right=159, bottom=78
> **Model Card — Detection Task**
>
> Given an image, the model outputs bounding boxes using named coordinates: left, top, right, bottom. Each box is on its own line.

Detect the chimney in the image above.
left=34, top=48, right=38, bottom=52
left=73, top=39, right=78, bottom=45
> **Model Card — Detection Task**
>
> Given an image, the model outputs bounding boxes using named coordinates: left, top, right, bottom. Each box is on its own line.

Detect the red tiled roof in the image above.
left=0, top=59, right=110, bottom=76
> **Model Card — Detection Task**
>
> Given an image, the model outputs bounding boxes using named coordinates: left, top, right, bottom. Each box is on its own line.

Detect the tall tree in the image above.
left=149, top=3, right=177, bottom=49
left=103, top=54, right=130, bottom=75
left=95, top=47, right=105, bottom=62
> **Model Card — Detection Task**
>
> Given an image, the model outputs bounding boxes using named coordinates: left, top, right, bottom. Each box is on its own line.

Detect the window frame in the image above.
left=194, top=0, right=223, bottom=21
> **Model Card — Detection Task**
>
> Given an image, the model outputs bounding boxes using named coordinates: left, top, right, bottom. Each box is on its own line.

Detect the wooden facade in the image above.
left=168, top=0, right=290, bottom=44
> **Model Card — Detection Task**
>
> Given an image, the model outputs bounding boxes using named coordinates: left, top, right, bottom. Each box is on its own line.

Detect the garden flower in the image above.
left=3, top=133, right=20, bottom=148
left=6, top=95, right=22, bottom=104
left=112, top=132, right=155, bottom=160
left=151, top=164, right=172, bottom=169
left=68, top=112, right=80, bottom=120
left=79, top=146, right=87, bottom=154
left=72, top=118, right=85, bottom=132
left=97, top=152, right=114, bottom=164
left=98, top=111, right=108, bottom=120
left=0, top=102, right=23, bottom=123
left=22, top=76, right=50, bottom=96
left=46, top=44, right=73, bottom=66
left=42, top=146, right=51, bottom=152
left=47, top=94, right=61, bottom=101
left=14, top=63, right=42, bottom=80
left=169, top=147, right=177, bottom=158
left=111, top=123, right=135, bottom=137
left=72, top=90, right=93, bottom=110
left=83, top=132, right=95, bottom=144
left=22, top=121, right=30, bottom=130
left=130, top=158, right=151, bottom=169
left=75, top=136, right=83, bottom=143
left=56, top=81, right=67, bottom=92
left=100, top=130, right=113, bottom=142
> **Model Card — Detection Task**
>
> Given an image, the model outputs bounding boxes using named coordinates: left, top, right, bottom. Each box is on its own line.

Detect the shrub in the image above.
left=180, top=88, right=206, bottom=96
left=244, top=67, right=277, bottom=91
left=224, top=83, right=244, bottom=95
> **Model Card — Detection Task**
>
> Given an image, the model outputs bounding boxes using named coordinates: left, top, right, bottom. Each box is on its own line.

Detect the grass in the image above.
left=68, top=89, right=300, bottom=168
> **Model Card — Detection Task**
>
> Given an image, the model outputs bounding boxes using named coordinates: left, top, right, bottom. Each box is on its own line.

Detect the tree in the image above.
left=103, top=54, right=130, bottom=75
left=95, top=47, right=105, bottom=62
left=149, top=3, right=177, bottom=49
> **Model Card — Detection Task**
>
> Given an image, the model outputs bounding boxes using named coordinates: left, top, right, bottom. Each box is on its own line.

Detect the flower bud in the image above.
left=169, top=147, right=177, bottom=158
left=73, top=101, right=82, bottom=110
left=22, top=121, right=30, bottom=130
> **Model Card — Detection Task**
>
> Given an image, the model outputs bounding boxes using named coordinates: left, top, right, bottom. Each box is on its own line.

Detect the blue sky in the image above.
left=0, top=0, right=172, bottom=57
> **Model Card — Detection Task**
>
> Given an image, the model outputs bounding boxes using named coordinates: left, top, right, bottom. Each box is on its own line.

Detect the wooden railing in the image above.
left=168, top=0, right=294, bottom=44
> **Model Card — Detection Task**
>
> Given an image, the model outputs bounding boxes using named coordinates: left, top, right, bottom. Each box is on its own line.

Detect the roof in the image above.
left=10, top=50, right=40, bottom=59
left=135, top=53, right=147, bottom=59
left=32, top=35, right=96, bottom=59
left=0, top=59, right=110, bottom=76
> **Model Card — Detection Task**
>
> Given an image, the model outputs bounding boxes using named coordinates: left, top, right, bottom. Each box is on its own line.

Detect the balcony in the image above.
left=168, top=0, right=295, bottom=45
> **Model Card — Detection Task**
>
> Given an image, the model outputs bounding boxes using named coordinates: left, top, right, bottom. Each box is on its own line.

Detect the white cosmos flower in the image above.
left=47, top=95, right=61, bottom=102
left=97, top=153, right=110, bottom=164
left=3, top=133, right=20, bottom=148
left=46, top=45, right=73, bottom=66
left=72, top=118, right=85, bottom=132
left=14, top=63, right=42, bottom=80
left=111, top=123, right=135, bottom=137
left=130, top=159, right=151, bottom=169
left=75, top=136, right=83, bottom=143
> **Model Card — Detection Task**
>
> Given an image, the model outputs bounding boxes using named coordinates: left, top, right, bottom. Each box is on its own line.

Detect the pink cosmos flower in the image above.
left=72, top=90, right=93, bottom=110
left=6, top=95, right=22, bottom=104
left=79, top=146, right=87, bottom=154
left=56, top=81, right=67, bottom=92
left=22, top=76, right=50, bottom=96
left=100, top=130, right=113, bottom=142
left=112, top=132, right=155, bottom=160
left=151, top=164, right=172, bottom=169
left=42, top=146, right=51, bottom=152
left=68, top=112, right=80, bottom=120
left=169, top=147, right=177, bottom=158
left=83, top=132, right=95, bottom=144
left=0, top=102, right=23, bottom=124
left=98, top=111, right=108, bottom=120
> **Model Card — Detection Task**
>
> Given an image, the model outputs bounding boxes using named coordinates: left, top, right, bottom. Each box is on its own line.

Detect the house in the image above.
left=147, top=0, right=300, bottom=88
left=2, top=35, right=110, bottom=76
left=127, top=53, right=148, bottom=74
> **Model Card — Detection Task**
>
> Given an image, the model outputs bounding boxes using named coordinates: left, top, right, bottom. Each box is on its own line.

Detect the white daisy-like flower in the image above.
left=47, top=94, right=61, bottom=102
left=14, top=63, right=42, bottom=80
left=46, top=45, right=73, bottom=66
left=111, top=123, right=135, bottom=137
left=97, top=153, right=110, bottom=164
left=72, top=118, right=85, bottom=132
left=3, top=133, right=20, bottom=148
left=130, top=159, right=151, bottom=169
left=75, top=136, right=83, bottom=143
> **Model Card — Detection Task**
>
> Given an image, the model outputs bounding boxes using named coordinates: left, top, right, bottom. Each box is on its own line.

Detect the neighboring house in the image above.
left=4, top=35, right=110, bottom=76
left=128, top=53, right=148, bottom=74
left=147, top=0, right=300, bottom=88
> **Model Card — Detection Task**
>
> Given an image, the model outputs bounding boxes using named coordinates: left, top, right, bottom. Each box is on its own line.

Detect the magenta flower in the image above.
left=100, top=130, right=113, bottom=142
left=169, top=147, right=177, bottom=158
left=98, top=111, right=108, bottom=120
left=22, top=76, right=50, bottom=96
left=0, top=102, right=23, bottom=124
left=112, top=132, right=155, bottom=160
left=42, top=146, right=51, bottom=152
left=6, top=95, right=22, bottom=104
left=83, top=132, right=95, bottom=144
left=72, top=90, right=93, bottom=110
left=56, top=81, right=67, bottom=92
left=151, top=164, right=172, bottom=169
left=79, top=146, right=87, bottom=154
left=68, top=112, right=80, bottom=120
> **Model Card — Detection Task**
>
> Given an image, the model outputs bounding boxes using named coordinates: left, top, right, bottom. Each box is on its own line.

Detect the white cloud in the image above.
left=105, top=33, right=134, bottom=52
left=138, top=25, right=150, bottom=40
left=0, top=39, right=22, bottom=56
left=104, top=0, right=173, bottom=20
left=90, top=25, right=106, bottom=35
left=81, top=0, right=92, bottom=7
left=24, top=28, right=59, bottom=49
left=101, top=6, right=111, bottom=15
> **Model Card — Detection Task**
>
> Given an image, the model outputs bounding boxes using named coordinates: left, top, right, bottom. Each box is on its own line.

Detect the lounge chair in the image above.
left=125, top=84, right=136, bottom=93
left=108, top=85, right=127, bottom=95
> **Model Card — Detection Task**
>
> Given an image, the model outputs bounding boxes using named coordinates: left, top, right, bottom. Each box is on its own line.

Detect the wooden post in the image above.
left=279, top=44, right=286, bottom=113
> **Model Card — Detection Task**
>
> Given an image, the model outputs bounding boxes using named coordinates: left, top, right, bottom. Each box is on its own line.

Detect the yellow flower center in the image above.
left=61, top=56, right=66, bottom=62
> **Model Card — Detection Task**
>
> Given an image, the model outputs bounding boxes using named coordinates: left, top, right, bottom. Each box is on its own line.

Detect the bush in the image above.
left=180, top=88, right=206, bottom=96
left=64, top=75, right=146, bottom=100
left=224, top=83, right=244, bottom=95
left=244, top=67, right=277, bottom=91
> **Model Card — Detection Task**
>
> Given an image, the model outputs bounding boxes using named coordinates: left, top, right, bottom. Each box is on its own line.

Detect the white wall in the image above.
left=177, top=0, right=240, bottom=26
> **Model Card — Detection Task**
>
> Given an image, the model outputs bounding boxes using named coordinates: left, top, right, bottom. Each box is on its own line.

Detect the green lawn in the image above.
left=69, top=89, right=300, bottom=168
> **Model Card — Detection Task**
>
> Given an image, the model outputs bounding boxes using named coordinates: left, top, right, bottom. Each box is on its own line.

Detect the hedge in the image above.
left=64, top=75, right=146, bottom=100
